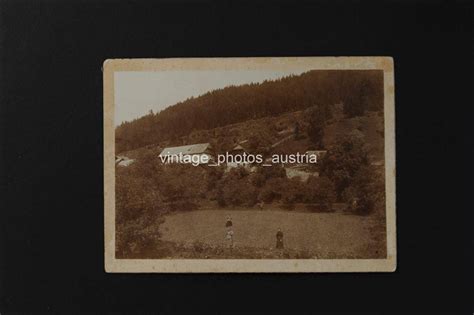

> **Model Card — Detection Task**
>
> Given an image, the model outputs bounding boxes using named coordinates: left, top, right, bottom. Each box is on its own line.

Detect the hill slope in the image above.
left=122, top=105, right=384, bottom=164
left=116, top=70, right=383, bottom=153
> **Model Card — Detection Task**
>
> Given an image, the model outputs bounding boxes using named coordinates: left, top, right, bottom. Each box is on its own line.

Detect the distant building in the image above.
left=116, top=156, right=135, bottom=167
left=226, top=140, right=261, bottom=172
left=285, top=167, right=318, bottom=182
left=370, top=160, right=384, bottom=167
left=159, top=143, right=213, bottom=165
left=230, top=144, right=247, bottom=156
left=305, top=150, right=327, bottom=161
left=227, top=143, right=250, bottom=169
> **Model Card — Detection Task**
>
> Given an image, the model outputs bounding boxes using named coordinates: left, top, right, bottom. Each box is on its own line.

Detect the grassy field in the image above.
left=157, top=209, right=386, bottom=259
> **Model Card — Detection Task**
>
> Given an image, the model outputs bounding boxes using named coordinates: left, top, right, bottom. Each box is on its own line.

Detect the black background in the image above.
left=0, top=0, right=472, bottom=312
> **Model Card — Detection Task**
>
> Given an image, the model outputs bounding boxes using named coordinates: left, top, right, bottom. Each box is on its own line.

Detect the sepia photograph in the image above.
left=104, top=57, right=396, bottom=272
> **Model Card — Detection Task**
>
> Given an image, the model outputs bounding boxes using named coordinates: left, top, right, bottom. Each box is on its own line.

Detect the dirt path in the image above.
left=159, top=209, right=386, bottom=258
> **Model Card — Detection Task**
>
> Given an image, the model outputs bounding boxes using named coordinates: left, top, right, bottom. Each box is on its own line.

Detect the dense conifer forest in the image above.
left=116, top=70, right=383, bottom=153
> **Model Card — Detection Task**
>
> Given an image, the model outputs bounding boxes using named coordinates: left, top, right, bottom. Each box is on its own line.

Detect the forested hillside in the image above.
left=116, top=70, right=383, bottom=153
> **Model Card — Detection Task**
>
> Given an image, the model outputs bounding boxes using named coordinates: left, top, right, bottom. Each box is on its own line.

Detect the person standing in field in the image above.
left=225, top=229, right=234, bottom=248
left=225, top=216, right=233, bottom=230
left=276, top=228, right=284, bottom=249
left=225, top=216, right=234, bottom=249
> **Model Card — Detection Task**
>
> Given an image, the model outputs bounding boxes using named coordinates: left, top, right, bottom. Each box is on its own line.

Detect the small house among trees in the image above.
left=227, top=141, right=253, bottom=170
left=159, top=143, right=214, bottom=165
left=305, top=150, right=327, bottom=161
left=115, top=156, right=135, bottom=167
left=230, top=143, right=247, bottom=156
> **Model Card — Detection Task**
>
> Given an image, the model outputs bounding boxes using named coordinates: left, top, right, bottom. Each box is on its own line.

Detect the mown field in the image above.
left=156, top=209, right=386, bottom=259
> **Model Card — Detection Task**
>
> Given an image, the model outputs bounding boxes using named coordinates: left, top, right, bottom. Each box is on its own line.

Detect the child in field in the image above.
left=225, top=229, right=234, bottom=248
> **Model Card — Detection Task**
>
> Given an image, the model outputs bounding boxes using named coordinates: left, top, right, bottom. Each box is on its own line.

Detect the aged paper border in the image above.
left=104, top=57, right=396, bottom=273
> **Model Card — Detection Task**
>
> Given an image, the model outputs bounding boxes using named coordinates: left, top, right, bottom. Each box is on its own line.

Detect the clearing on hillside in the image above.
left=159, top=209, right=386, bottom=259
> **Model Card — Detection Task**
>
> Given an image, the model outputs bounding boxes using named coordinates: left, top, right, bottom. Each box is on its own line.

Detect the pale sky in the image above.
left=114, top=70, right=306, bottom=126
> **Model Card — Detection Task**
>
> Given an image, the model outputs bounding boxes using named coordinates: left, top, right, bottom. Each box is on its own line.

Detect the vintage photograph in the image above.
left=104, top=57, right=396, bottom=272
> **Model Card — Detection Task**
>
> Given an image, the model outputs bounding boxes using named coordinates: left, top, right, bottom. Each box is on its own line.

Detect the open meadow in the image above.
left=156, top=209, right=386, bottom=259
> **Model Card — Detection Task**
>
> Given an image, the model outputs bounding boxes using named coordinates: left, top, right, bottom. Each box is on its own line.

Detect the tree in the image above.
left=343, top=165, right=384, bottom=215
left=306, top=176, right=336, bottom=211
left=320, top=136, right=369, bottom=199
left=258, top=177, right=285, bottom=203
left=256, top=164, right=286, bottom=181
left=247, top=132, right=272, bottom=154
left=307, top=105, right=327, bottom=147
left=343, top=79, right=371, bottom=118
left=294, top=121, right=300, bottom=140
left=281, top=177, right=307, bottom=204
